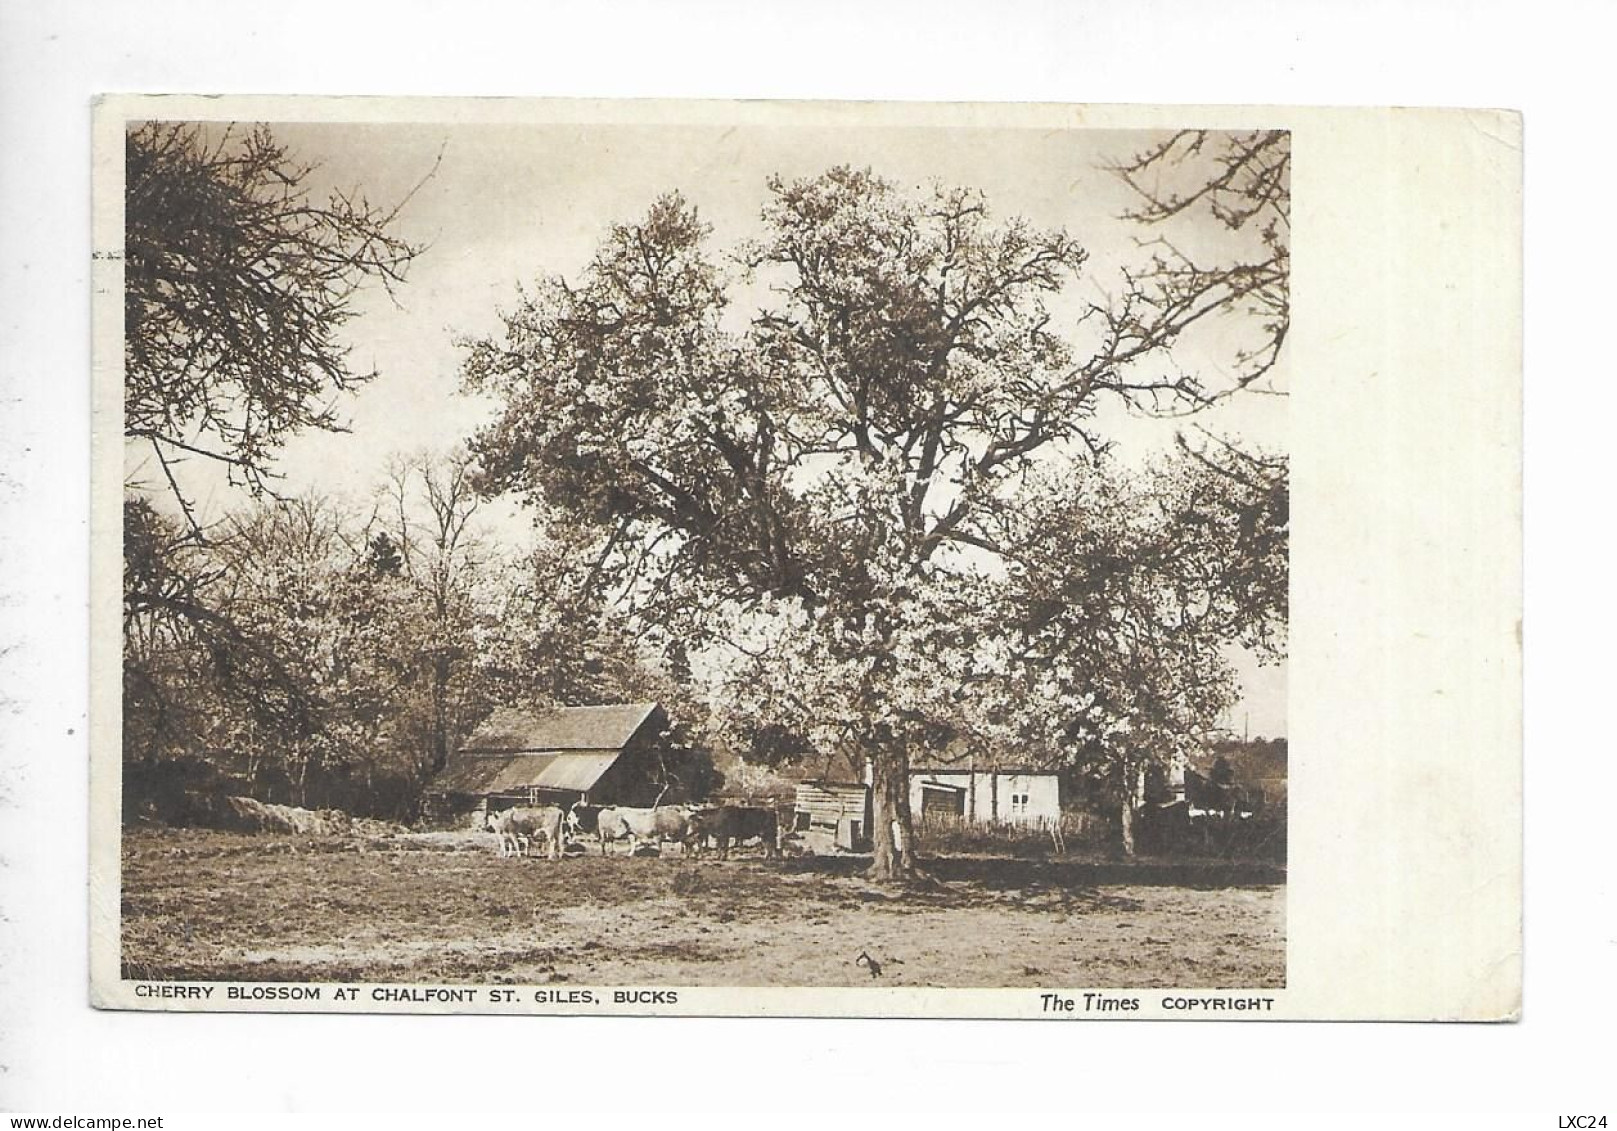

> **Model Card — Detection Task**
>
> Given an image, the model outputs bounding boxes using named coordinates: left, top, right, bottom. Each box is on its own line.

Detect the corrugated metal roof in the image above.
left=430, top=752, right=620, bottom=797
left=534, top=752, right=620, bottom=792
left=460, top=702, right=663, bottom=753
left=484, top=754, right=564, bottom=793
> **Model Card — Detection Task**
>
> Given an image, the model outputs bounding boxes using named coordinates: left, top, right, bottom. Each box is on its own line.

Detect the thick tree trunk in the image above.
left=869, top=746, right=916, bottom=882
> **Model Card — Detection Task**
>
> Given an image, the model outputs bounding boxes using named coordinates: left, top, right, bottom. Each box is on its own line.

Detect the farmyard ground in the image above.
left=119, top=828, right=1285, bottom=989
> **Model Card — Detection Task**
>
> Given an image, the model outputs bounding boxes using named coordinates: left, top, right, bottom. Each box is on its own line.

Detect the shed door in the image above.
left=921, top=783, right=966, bottom=817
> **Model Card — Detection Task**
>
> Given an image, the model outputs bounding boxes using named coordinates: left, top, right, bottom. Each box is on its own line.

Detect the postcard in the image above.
left=90, top=96, right=1520, bottom=1020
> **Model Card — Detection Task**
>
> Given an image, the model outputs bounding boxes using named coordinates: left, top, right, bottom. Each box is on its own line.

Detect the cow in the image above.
left=685, top=806, right=780, bottom=860
left=486, top=808, right=527, bottom=858
left=483, top=808, right=527, bottom=857
left=595, top=806, right=692, bottom=856
left=486, top=805, right=566, bottom=860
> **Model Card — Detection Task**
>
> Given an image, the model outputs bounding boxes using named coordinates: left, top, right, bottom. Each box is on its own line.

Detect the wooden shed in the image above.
left=792, top=781, right=874, bottom=850
left=425, top=701, right=669, bottom=827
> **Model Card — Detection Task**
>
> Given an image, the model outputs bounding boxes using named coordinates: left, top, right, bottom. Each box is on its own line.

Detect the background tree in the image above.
left=123, top=497, right=319, bottom=818
left=124, top=122, right=425, bottom=523
left=970, top=449, right=1287, bottom=853
left=464, top=143, right=1288, bottom=881
left=121, top=121, right=428, bottom=815
left=210, top=495, right=402, bottom=809
left=381, top=450, right=486, bottom=778
left=125, top=492, right=415, bottom=818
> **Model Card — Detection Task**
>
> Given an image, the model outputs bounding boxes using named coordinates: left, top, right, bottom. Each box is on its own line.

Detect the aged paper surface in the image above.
left=90, top=96, right=1520, bottom=1020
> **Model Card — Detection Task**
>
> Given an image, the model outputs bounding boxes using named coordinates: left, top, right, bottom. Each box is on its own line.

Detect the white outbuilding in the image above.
left=909, top=765, right=1062, bottom=827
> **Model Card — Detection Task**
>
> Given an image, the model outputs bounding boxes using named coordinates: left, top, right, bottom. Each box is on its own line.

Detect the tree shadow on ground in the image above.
left=781, top=852, right=1285, bottom=892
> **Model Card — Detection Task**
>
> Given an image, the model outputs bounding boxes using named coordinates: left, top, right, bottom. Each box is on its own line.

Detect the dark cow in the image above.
left=595, top=806, right=692, bottom=856
left=686, top=806, right=779, bottom=860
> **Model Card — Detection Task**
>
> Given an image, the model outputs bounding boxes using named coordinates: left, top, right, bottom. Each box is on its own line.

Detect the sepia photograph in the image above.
left=103, top=105, right=1292, bottom=1002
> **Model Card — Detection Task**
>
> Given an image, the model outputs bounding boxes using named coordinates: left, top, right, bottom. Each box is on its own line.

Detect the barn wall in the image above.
left=586, top=749, right=648, bottom=807
left=591, top=735, right=705, bottom=806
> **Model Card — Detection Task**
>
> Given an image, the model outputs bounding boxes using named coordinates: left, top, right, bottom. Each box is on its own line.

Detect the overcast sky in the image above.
left=131, top=119, right=1288, bottom=737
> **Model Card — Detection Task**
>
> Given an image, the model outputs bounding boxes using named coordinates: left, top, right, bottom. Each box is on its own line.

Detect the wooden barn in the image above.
left=425, top=701, right=670, bottom=827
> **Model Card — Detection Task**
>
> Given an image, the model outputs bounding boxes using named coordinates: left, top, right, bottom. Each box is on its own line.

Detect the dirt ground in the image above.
left=120, top=828, right=1285, bottom=988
